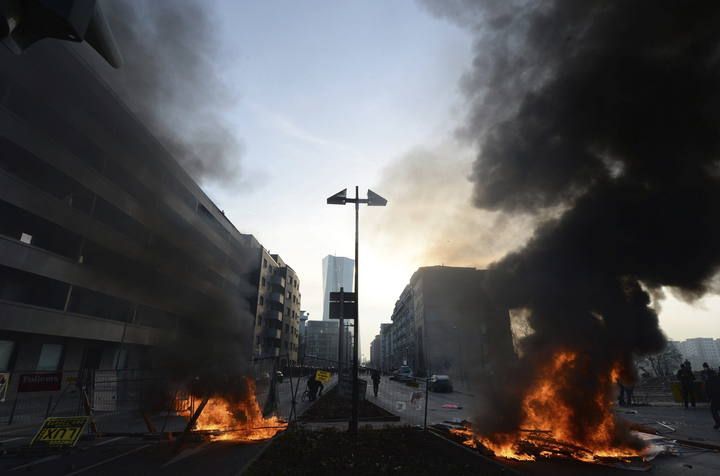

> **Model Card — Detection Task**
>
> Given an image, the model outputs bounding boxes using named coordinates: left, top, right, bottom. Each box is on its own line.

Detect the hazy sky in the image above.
left=192, top=0, right=718, bottom=358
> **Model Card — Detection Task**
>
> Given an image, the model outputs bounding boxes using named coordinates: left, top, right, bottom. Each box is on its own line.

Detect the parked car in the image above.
left=429, top=375, right=453, bottom=393
left=390, top=366, right=413, bottom=382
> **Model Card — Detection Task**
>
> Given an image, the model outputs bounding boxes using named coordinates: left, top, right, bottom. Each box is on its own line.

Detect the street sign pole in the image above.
left=350, top=186, right=360, bottom=434
left=326, top=186, right=386, bottom=437
left=338, top=287, right=344, bottom=381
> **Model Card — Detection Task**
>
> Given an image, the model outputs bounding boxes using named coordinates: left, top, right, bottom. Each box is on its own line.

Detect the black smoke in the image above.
left=423, top=0, right=720, bottom=442
left=90, top=0, right=242, bottom=184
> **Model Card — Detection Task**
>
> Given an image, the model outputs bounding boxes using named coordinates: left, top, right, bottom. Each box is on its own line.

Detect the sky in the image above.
left=180, top=0, right=718, bottom=358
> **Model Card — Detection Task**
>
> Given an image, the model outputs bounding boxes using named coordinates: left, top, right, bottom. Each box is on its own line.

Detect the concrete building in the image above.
left=380, top=323, right=393, bottom=372
left=675, top=338, right=720, bottom=370
left=252, top=252, right=302, bottom=365
left=0, top=42, right=300, bottom=400
left=304, top=321, right=339, bottom=366
left=384, top=266, right=515, bottom=379
left=369, top=334, right=381, bottom=369
left=321, top=255, right=354, bottom=321
left=389, top=285, right=415, bottom=371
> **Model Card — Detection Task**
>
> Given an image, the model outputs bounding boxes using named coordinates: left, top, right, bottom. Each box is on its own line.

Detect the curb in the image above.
left=427, top=429, right=521, bottom=475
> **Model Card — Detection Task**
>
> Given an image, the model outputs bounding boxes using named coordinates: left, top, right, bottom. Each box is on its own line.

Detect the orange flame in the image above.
left=193, top=379, right=286, bottom=441
left=455, top=352, right=641, bottom=462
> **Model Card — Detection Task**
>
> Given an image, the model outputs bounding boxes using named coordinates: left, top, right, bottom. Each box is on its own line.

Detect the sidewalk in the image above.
left=616, top=403, right=720, bottom=447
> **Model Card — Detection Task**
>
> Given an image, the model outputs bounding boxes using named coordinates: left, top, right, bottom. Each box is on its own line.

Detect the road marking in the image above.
left=10, top=454, right=61, bottom=471
left=0, top=437, right=26, bottom=444
left=65, top=444, right=152, bottom=475
left=93, top=436, right=126, bottom=447
left=161, top=440, right=212, bottom=467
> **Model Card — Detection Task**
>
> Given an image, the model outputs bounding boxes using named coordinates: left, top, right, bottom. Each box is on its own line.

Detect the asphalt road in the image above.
left=0, top=430, right=269, bottom=475
left=369, top=376, right=478, bottom=426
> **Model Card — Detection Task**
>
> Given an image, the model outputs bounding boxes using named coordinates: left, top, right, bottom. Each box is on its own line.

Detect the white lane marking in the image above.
left=93, top=436, right=126, bottom=447
left=0, top=437, right=26, bottom=444
left=161, top=440, right=212, bottom=467
left=65, top=444, right=152, bottom=475
left=10, top=454, right=61, bottom=471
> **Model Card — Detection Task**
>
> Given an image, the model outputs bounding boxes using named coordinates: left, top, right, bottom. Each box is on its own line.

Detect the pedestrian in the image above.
left=618, top=381, right=634, bottom=407
left=371, top=369, right=381, bottom=398
left=677, top=363, right=696, bottom=408
left=307, top=374, right=320, bottom=401
left=706, top=370, right=720, bottom=429
left=618, top=382, right=627, bottom=407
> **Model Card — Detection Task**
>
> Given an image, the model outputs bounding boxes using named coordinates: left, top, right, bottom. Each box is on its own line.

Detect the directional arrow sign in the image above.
left=327, top=188, right=347, bottom=205
left=367, top=189, right=387, bottom=207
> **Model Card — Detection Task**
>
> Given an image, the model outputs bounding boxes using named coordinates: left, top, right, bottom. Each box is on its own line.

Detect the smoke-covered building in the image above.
left=385, top=266, right=515, bottom=378
left=0, top=43, right=295, bottom=399
left=252, top=252, right=301, bottom=365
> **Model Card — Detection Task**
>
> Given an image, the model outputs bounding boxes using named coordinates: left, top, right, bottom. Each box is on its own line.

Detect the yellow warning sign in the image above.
left=31, top=416, right=88, bottom=447
left=315, top=370, right=331, bottom=383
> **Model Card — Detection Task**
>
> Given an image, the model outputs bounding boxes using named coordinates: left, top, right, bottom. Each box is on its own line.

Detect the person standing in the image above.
left=371, top=369, right=381, bottom=398
left=706, top=369, right=720, bottom=430
left=701, top=362, right=715, bottom=384
left=677, top=363, right=696, bottom=408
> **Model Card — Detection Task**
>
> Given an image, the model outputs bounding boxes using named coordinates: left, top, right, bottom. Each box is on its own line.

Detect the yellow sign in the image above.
left=31, top=416, right=88, bottom=447
left=315, top=370, right=331, bottom=383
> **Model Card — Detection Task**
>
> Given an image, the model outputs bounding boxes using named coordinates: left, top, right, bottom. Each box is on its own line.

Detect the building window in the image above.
left=263, top=258, right=267, bottom=268
left=261, top=277, right=266, bottom=287
left=37, top=343, right=63, bottom=371
left=0, top=340, right=15, bottom=371
left=259, top=296, right=264, bottom=306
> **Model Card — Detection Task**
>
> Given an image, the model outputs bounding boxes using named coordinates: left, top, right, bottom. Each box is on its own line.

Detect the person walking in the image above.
left=371, top=369, right=381, bottom=398
left=307, top=374, right=322, bottom=402
left=677, top=363, right=696, bottom=408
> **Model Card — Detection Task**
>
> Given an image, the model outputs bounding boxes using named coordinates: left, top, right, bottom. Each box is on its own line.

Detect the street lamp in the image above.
left=327, top=186, right=387, bottom=434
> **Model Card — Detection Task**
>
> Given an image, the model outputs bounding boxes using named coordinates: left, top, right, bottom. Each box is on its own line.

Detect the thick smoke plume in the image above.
left=92, top=0, right=242, bottom=184
left=423, top=0, right=720, bottom=441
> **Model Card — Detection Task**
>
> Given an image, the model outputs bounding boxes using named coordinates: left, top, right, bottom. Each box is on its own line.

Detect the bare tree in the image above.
left=638, top=343, right=683, bottom=378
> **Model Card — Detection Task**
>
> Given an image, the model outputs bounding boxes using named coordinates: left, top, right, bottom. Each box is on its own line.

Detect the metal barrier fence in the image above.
left=0, top=362, right=293, bottom=428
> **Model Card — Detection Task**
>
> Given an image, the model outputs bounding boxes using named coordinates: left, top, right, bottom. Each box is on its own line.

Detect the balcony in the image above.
left=264, top=327, right=282, bottom=339
left=265, top=311, right=282, bottom=321
left=270, top=275, right=285, bottom=288
left=270, top=292, right=285, bottom=304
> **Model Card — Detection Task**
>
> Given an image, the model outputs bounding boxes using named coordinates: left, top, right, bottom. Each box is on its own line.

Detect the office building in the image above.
left=321, top=255, right=354, bottom=321
left=304, top=321, right=339, bottom=365
left=675, top=337, right=720, bottom=369
left=0, top=42, right=300, bottom=401
left=252, top=252, right=301, bottom=365
left=370, top=334, right=381, bottom=369
left=383, top=266, right=515, bottom=378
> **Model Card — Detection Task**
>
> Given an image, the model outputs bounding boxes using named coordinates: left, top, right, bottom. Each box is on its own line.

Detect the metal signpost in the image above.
left=327, top=186, right=387, bottom=434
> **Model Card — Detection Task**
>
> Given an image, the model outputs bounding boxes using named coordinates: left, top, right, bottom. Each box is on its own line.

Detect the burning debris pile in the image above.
left=193, top=378, right=286, bottom=442
left=450, top=352, right=642, bottom=464
left=423, top=0, right=720, bottom=465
